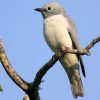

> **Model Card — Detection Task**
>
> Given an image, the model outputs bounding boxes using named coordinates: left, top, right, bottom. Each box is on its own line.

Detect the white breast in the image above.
left=43, top=14, right=72, bottom=52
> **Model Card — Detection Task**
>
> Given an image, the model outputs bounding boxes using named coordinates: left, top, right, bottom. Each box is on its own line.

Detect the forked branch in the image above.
left=0, top=36, right=100, bottom=100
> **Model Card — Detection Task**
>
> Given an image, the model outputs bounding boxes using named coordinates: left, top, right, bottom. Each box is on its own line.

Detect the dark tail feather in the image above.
left=79, top=55, right=86, bottom=77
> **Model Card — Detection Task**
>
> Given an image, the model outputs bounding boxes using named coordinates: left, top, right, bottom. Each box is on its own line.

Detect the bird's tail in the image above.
left=69, top=70, right=84, bottom=98
left=60, top=54, right=84, bottom=98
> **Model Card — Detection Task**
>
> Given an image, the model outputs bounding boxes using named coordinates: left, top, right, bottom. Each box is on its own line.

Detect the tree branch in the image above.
left=0, top=40, right=29, bottom=92
left=61, top=36, right=100, bottom=55
left=0, top=36, right=99, bottom=100
left=30, top=36, right=100, bottom=98
left=86, top=36, right=100, bottom=49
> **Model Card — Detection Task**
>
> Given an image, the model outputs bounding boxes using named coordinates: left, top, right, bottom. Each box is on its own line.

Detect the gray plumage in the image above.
left=35, top=2, right=85, bottom=98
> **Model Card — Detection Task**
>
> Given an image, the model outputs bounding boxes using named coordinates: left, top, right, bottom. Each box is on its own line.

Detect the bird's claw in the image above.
left=61, top=46, right=70, bottom=52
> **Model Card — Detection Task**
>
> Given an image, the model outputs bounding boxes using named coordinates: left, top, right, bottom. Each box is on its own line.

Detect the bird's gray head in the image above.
left=34, top=2, right=66, bottom=19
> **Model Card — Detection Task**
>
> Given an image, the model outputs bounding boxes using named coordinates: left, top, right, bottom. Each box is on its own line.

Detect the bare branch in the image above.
left=61, top=36, right=100, bottom=55
left=0, top=36, right=99, bottom=100
left=0, top=40, right=41, bottom=100
left=61, top=48, right=90, bottom=55
left=0, top=40, right=29, bottom=92
left=32, top=52, right=62, bottom=88
left=31, top=36, right=100, bottom=96
left=86, top=36, right=100, bottom=50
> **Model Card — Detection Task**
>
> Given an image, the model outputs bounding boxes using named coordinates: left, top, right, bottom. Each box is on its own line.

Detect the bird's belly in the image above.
left=43, top=15, right=73, bottom=52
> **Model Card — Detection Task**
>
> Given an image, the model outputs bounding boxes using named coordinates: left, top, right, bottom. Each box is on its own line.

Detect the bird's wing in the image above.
left=66, top=15, right=86, bottom=77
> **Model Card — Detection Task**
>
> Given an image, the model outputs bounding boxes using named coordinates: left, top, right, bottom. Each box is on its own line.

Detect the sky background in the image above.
left=0, top=0, right=100, bottom=100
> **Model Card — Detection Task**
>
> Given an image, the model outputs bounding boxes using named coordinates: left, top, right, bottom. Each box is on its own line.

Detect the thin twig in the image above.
left=61, top=36, right=100, bottom=55
left=86, top=36, right=100, bottom=50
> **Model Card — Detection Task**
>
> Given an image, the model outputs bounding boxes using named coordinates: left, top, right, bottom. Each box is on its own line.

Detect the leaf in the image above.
left=0, top=85, right=3, bottom=92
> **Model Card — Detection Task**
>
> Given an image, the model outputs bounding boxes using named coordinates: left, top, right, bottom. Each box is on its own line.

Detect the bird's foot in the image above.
left=61, top=46, right=70, bottom=52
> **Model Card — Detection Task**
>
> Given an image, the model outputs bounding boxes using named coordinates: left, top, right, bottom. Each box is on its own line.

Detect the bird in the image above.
left=34, top=2, right=86, bottom=98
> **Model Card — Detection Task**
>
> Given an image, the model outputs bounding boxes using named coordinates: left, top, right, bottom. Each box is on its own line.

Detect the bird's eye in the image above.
left=48, top=7, right=51, bottom=10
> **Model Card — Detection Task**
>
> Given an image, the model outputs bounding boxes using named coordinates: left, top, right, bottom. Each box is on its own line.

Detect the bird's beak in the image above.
left=34, top=8, right=42, bottom=12
left=34, top=8, right=47, bottom=12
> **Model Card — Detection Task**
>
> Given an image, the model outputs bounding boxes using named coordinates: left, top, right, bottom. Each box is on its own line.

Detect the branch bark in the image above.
left=0, top=36, right=100, bottom=100
left=60, top=36, right=100, bottom=55
left=29, top=36, right=100, bottom=99
left=0, top=40, right=29, bottom=91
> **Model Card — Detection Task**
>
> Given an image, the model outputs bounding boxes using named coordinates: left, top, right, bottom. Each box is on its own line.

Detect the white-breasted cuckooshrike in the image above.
left=35, top=2, right=86, bottom=98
